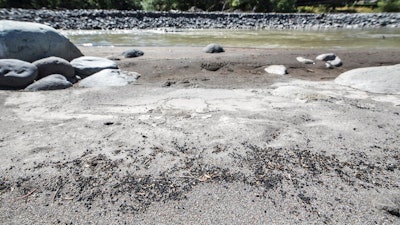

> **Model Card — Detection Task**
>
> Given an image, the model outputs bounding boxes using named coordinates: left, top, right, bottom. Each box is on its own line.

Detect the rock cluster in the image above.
left=266, top=53, right=343, bottom=75
left=1, top=9, right=399, bottom=30
left=0, top=21, right=139, bottom=91
left=0, top=54, right=137, bottom=91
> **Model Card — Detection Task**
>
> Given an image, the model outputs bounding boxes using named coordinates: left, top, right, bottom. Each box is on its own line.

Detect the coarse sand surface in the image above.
left=1, top=47, right=400, bottom=224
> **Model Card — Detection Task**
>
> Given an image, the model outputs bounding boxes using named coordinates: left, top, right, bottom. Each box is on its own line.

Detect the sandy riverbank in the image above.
left=1, top=47, right=400, bottom=224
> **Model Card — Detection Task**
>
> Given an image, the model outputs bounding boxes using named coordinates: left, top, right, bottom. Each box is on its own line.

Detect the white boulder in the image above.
left=335, top=64, right=400, bottom=94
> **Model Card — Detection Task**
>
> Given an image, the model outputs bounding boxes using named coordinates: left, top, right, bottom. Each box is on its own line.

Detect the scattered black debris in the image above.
left=162, top=80, right=176, bottom=87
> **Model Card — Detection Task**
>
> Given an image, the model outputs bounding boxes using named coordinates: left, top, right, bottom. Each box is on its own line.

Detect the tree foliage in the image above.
left=0, top=0, right=396, bottom=12
left=378, top=0, right=400, bottom=12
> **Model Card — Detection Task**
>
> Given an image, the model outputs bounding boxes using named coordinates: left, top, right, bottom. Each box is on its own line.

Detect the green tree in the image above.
left=272, top=0, right=296, bottom=12
left=230, top=0, right=276, bottom=12
left=2, top=0, right=32, bottom=8
left=57, top=0, right=90, bottom=9
left=378, top=0, right=400, bottom=12
left=31, top=0, right=61, bottom=8
left=111, top=0, right=142, bottom=10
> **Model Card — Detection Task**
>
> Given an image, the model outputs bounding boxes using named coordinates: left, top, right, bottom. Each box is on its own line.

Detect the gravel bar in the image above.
left=0, top=8, right=399, bottom=30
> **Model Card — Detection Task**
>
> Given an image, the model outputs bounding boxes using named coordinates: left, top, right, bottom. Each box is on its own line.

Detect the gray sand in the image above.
left=1, top=47, right=400, bottom=224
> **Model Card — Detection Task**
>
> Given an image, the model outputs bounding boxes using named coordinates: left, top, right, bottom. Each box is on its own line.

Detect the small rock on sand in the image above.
left=203, top=44, right=225, bottom=53
left=122, top=49, right=144, bottom=58
left=265, top=65, right=287, bottom=75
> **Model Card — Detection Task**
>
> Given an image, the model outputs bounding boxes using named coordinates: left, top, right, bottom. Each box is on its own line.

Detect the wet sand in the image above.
left=1, top=47, right=400, bottom=224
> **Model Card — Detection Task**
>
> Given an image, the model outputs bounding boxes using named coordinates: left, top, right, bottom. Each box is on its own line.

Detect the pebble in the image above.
left=296, top=56, right=314, bottom=64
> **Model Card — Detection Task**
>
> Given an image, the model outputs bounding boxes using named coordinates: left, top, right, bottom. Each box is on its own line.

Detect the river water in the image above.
left=62, top=28, right=400, bottom=49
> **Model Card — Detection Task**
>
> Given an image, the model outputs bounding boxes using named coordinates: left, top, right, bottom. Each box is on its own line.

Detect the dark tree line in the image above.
left=0, top=0, right=398, bottom=12
left=0, top=0, right=308, bottom=12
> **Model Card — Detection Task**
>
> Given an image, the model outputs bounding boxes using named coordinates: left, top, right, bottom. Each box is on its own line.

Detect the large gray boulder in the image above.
left=335, top=64, right=400, bottom=94
left=0, top=59, right=38, bottom=88
left=25, top=74, right=72, bottom=91
left=0, top=20, right=83, bottom=62
left=32, top=56, right=75, bottom=79
left=78, top=69, right=139, bottom=88
left=71, top=56, right=119, bottom=78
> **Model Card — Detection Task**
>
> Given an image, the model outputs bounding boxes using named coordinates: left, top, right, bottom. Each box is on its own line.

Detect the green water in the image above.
left=62, top=28, right=400, bottom=49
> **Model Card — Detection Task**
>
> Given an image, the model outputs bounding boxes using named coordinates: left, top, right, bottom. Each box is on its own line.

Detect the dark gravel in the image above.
left=3, top=141, right=398, bottom=215
left=0, top=8, right=399, bottom=30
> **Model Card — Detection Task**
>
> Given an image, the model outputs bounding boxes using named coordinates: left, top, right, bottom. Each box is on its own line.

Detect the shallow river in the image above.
left=63, top=28, right=400, bottom=49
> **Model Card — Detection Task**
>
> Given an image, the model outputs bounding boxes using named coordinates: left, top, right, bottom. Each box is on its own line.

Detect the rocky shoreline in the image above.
left=1, top=8, right=399, bottom=30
